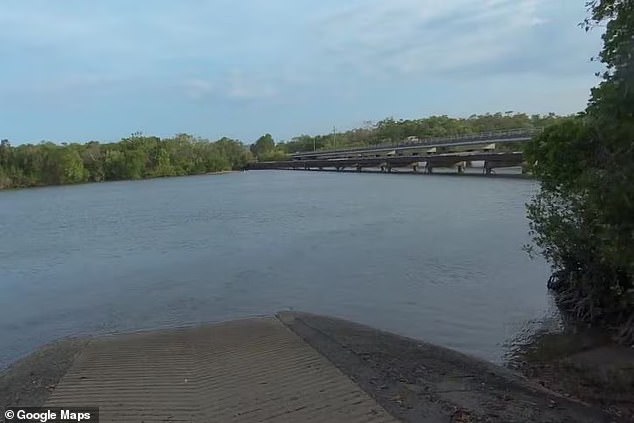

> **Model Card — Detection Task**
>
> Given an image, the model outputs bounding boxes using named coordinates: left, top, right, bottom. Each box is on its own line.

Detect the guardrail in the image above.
left=291, top=128, right=541, bottom=157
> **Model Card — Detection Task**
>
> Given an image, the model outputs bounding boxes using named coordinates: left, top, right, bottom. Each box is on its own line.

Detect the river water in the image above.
left=0, top=171, right=554, bottom=368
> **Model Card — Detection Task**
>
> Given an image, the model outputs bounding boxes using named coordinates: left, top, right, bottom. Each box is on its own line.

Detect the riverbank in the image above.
left=206, top=170, right=236, bottom=176
left=0, top=169, right=238, bottom=192
left=1, top=312, right=619, bottom=422
left=509, top=329, right=634, bottom=421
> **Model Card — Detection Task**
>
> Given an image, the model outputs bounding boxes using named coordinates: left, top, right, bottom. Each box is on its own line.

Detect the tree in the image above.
left=525, top=0, right=634, bottom=342
left=0, top=133, right=256, bottom=189
left=250, top=133, right=275, bottom=159
left=81, top=142, right=105, bottom=182
left=103, top=149, right=127, bottom=181
left=0, top=139, right=10, bottom=167
left=259, top=149, right=288, bottom=161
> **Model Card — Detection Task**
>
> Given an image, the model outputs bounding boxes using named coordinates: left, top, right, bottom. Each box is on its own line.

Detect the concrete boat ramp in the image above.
left=1, top=313, right=616, bottom=422
left=46, top=316, right=393, bottom=422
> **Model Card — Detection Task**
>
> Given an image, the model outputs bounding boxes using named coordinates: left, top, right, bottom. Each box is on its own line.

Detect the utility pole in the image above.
left=332, top=126, right=336, bottom=149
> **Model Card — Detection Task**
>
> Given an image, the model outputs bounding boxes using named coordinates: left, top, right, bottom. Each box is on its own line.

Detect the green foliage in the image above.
left=524, top=117, right=592, bottom=190
left=250, top=133, right=276, bottom=158
left=526, top=0, right=634, bottom=342
left=279, top=113, right=565, bottom=154
left=214, top=137, right=253, bottom=170
left=57, top=148, right=87, bottom=184
left=0, top=134, right=251, bottom=189
left=246, top=133, right=290, bottom=161
left=258, top=149, right=289, bottom=161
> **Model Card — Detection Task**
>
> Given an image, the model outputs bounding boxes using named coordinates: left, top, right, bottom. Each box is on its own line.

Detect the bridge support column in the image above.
left=483, top=161, right=494, bottom=175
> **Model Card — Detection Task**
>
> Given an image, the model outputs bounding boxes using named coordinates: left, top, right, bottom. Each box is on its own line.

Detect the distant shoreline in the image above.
left=0, top=170, right=239, bottom=192
left=206, top=170, right=235, bottom=176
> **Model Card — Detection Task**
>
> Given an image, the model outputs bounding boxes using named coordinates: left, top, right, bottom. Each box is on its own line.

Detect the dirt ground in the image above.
left=278, top=312, right=619, bottom=422
left=0, top=338, right=88, bottom=408
left=508, top=330, right=634, bottom=422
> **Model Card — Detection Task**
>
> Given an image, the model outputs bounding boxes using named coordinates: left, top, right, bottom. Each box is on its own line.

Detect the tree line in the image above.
left=1, top=112, right=568, bottom=189
left=0, top=134, right=252, bottom=189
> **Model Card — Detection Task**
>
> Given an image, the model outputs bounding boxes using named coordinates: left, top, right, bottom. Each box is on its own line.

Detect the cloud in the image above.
left=311, top=0, right=559, bottom=77
left=225, top=72, right=277, bottom=101
left=179, top=73, right=278, bottom=103
left=0, top=1, right=603, bottom=143
left=0, top=72, right=122, bottom=103
left=182, top=79, right=215, bottom=100
left=0, top=0, right=582, bottom=87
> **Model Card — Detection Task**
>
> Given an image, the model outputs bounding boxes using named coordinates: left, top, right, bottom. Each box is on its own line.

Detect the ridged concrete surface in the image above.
left=46, top=318, right=397, bottom=422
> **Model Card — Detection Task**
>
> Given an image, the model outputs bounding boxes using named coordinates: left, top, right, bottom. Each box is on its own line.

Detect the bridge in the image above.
left=248, top=128, right=538, bottom=174
left=290, top=128, right=539, bottom=161
left=248, top=151, right=524, bottom=174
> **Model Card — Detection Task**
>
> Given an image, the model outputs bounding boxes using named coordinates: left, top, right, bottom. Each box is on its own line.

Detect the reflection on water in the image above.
left=503, top=296, right=563, bottom=365
left=0, top=171, right=552, bottom=367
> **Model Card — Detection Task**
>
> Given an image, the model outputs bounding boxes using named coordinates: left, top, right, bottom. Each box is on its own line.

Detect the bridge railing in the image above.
left=291, top=128, right=542, bottom=157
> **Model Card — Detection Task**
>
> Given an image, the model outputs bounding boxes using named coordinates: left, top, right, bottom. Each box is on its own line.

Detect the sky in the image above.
left=0, top=1, right=604, bottom=145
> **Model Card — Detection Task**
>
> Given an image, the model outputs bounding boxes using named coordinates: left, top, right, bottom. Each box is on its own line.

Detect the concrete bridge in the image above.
left=248, top=128, right=536, bottom=175
left=248, top=151, right=525, bottom=175
left=290, top=128, right=538, bottom=161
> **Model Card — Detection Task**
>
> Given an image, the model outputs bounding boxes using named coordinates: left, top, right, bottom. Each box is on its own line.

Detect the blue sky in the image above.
left=0, top=1, right=603, bottom=144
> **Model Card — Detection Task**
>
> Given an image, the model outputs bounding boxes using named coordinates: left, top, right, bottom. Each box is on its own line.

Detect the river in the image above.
left=0, top=170, right=554, bottom=368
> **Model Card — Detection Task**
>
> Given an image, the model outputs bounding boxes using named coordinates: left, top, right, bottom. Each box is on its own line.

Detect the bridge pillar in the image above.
left=483, top=161, right=494, bottom=175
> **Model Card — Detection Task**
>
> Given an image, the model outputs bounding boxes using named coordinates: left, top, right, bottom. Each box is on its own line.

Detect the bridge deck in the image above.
left=249, top=151, right=524, bottom=171
left=45, top=317, right=396, bottom=423
left=291, top=128, right=538, bottom=160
